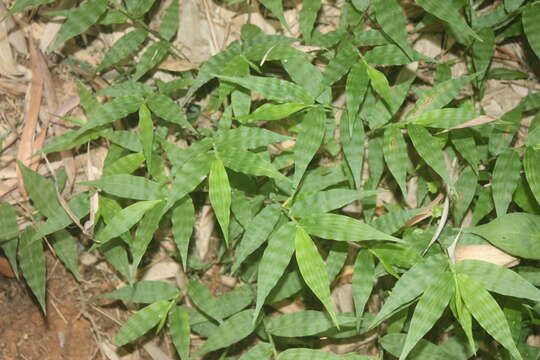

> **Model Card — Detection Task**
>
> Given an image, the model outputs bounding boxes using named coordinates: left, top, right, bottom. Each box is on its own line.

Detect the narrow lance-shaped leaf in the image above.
left=171, top=196, right=195, bottom=270
left=19, top=228, right=47, bottom=313
left=103, top=153, right=145, bottom=177
left=254, top=222, right=296, bottom=322
left=383, top=126, right=409, bottom=197
left=400, top=272, right=454, bottom=360
left=49, top=0, right=108, bottom=50
left=522, top=3, right=540, bottom=60
left=365, top=62, right=393, bottom=107
left=169, top=306, right=190, bottom=360
left=96, top=28, right=147, bottom=72
left=293, top=107, right=326, bottom=189
left=92, top=200, right=162, bottom=249
left=138, top=104, right=154, bottom=177
left=239, top=343, right=273, bottom=360
left=299, top=213, right=399, bottom=242
left=415, top=0, right=480, bottom=44
left=453, top=165, right=477, bottom=225
left=168, top=151, right=213, bottom=208
left=99, top=280, right=180, bottom=303
left=346, top=61, right=369, bottom=120
left=115, top=300, right=171, bottom=346
left=232, top=204, right=282, bottom=273
left=374, top=0, right=414, bottom=59
left=295, top=226, right=338, bottom=327
left=291, top=189, right=380, bottom=218
left=195, top=309, right=256, bottom=357
left=18, top=162, right=65, bottom=219
left=299, top=0, right=321, bottom=43
left=159, top=0, right=179, bottom=41
left=321, top=41, right=358, bottom=89
left=458, top=274, right=523, bottom=360
left=523, top=147, right=540, bottom=206
left=0, top=202, right=18, bottom=241
left=219, top=146, right=289, bottom=183
left=131, top=201, right=167, bottom=271
left=237, top=103, right=309, bottom=123
left=4, top=0, right=54, bottom=19
left=209, top=158, right=231, bottom=246
left=492, top=149, right=521, bottom=216
left=369, top=254, right=447, bottom=328
left=352, top=249, right=375, bottom=330
left=187, top=280, right=223, bottom=322
left=258, top=0, right=290, bottom=31
left=266, top=310, right=348, bottom=337
left=51, top=229, right=80, bottom=281
left=147, top=93, right=196, bottom=133
left=216, top=126, right=291, bottom=150
left=341, top=111, right=365, bottom=189
left=468, top=213, right=540, bottom=260
left=81, top=174, right=164, bottom=201
left=217, top=75, right=314, bottom=104
left=133, top=41, right=170, bottom=81
left=407, top=125, right=453, bottom=188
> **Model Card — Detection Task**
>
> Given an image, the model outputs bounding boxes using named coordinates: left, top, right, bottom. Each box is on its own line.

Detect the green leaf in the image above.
left=299, top=213, right=399, bottom=242
left=456, top=260, right=540, bottom=302
left=125, top=0, right=155, bottom=17
left=217, top=75, right=314, bottom=104
left=322, top=40, right=358, bottom=88
left=49, top=0, right=108, bottom=50
left=96, top=29, right=147, bottom=72
left=0, top=202, right=18, bottom=241
left=352, top=250, right=375, bottom=330
left=93, top=200, right=162, bottom=248
left=523, top=3, right=540, bottom=60
left=326, top=241, right=348, bottom=282
left=232, top=204, right=281, bottom=273
left=365, top=62, right=393, bottom=107
left=370, top=254, right=447, bottom=328
left=266, top=310, right=346, bottom=337
left=131, top=202, right=167, bottom=271
left=219, top=146, right=288, bottom=182
left=81, top=174, right=164, bottom=200
left=19, top=162, right=64, bottom=219
left=51, top=229, right=80, bottom=280
left=341, top=111, right=365, bottom=189
left=295, top=226, right=338, bottom=326
left=138, top=104, right=154, bottom=177
left=472, top=28, right=495, bottom=81
left=115, top=300, right=170, bottom=346
left=415, top=0, right=480, bottom=44
left=133, top=41, right=170, bottom=81
left=100, top=280, right=180, bottom=303
left=346, top=62, right=369, bottom=118
left=209, top=158, right=231, bottom=246
left=19, top=228, right=47, bottom=313
left=187, top=280, right=224, bottom=322
left=214, top=285, right=255, bottom=319
left=524, top=147, right=540, bottom=206
left=104, top=130, right=143, bottom=152
left=400, top=272, right=454, bottom=360
left=147, top=93, right=196, bottom=133
left=293, top=107, right=326, bottom=189
left=103, top=153, right=145, bottom=177
left=168, top=151, right=213, bottom=207
left=299, top=0, right=321, bottom=43
left=282, top=56, right=326, bottom=102
left=468, top=213, right=540, bottom=260
left=278, top=348, right=375, bottom=360
left=406, top=74, right=477, bottom=120
left=407, top=124, right=453, bottom=187
left=450, top=129, right=479, bottom=175
left=258, top=0, right=290, bottom=31
left=291, top=189, right=380, bottom=217
left=239, top=343, right=273, bottom=360
left=453, top=166, right=478, bottom=225
left=1, top=237, right=19, bottom=279
left=4, top=0, right=54, bottom=19
left=381, top=333, right=455, bottom=360
left=383, top=126, right=409, bottom=197
left=169, top=306, right=190, bottom=360
left=171, top=196, right=195, bottom=270
left=410, top=108, right=477, bottom=129
left=159, top=0, right=179, bottom=41
left=457, top=273, right=523, bottom=360
left=492, top=149, right=521, bottom=216
left=374, top=0, right=415, bottom=59
left=364, top=45, right=434, bottom=66
left=237, top=102, right=310, bottom=122
left=254, top=222, right=296, bottom=321
left=216, top=126, right=291, bottom=150
left=195, top=309, right=255, bottom=357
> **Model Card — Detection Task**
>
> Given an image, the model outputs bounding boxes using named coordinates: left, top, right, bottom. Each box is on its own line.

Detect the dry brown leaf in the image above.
left=455, top=244, right=520, bottom=268
left=441, top=115, right=498, bottom=133
left=158, top=57, right=198, bottom=72
left=142, top=262, right=180, bottom=281
left=405, top=192, right=444, bottom=227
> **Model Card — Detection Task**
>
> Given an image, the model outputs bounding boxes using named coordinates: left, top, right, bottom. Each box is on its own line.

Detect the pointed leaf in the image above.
left=216, top=126, right=291, bottom=150
left=195, top=309, right=255, bottom=357
left=4, top=0, right=54, bottom=19
left=169, top=306, right=190, bottom=360
left=96, top=28, right=148, bottom=72
left=346, top=62, right=369, bottom=118
left=0, top=202, right=18, bottom=241
left=352, top=249, right=375, bottom=330
left=295, top=226, right=338, bottom=326
left=383, top=126, right=409, bottom=197
left=115, top=300, right=170, bottom=346
left=322, top=41, right=358, bottom=88
left=458, top=274, right=523, bottom=360
left=259, top=0, right=290, bottom=31
left=468, top=213, right=540, bottom=260
left=19, top=162, right=64, bottom=219
left=81, top=174, right=164, bottom=200
left=49, top=0, right=108, bottom=50
left=266, top=310, right=348, bottom=337
left=278, top=348, right=375, bottom=360
left=19, top=228, right=46, bottom=313
left=237, top=102, right=310, bottom=122
left=400, top=272, right=454, bottom=360
left=523, top=3, right=540, bottom=60
left=341, top=111, right=365, bottom=189
left=291, top=189, right=380, bottom=217
left=51, top=229, right=80, bottom=280
left=147, top=93, right=196, bottom=132
left=365, top=63, right=392, bottom=107
left=187, top=280, right=223, bottom=322
left=232, top=204, right=282, bottom=273
left=299, top=213, right=399, bottom=242
left=374, top=0, right=414, bottom=59
left=453, top=166, right=477, bottom=225
left=523, top=147, right=540, bottom=206
left=293, top=107, right=326, bottom=189
left=171, top=196, right=195, bottom=270
left=492, top=149, right=521, bottom=216
left=100, top=280, right=180, bottom=303
left=133, top=40, right=170, bottom=81
left=209, top=158, right=231, bottom=246
left=239, top=343, right=273, bottom=360
left=159, top=0, right=179, bottom=41
left=219, top=146, right=288, bottom=182
left=103, top=153, right=145, bottom=177
left=299, top=0, right=321, bottom=43
left=410, top=108, right=477, bottom=129
left=138, top=104, right=154, bottom=176
left=254, top=222, right=296, bottom=321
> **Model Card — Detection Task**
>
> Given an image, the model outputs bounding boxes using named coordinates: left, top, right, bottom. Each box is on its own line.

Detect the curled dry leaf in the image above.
left=441, top=115, right=498, bottom=133
left=455, top=244, right=520, bottom=268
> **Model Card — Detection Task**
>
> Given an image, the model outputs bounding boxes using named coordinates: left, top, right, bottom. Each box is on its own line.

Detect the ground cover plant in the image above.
left=2, top=0, right=540, bottom=359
